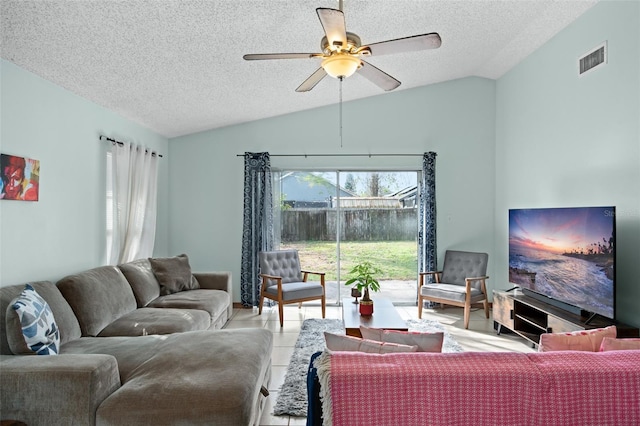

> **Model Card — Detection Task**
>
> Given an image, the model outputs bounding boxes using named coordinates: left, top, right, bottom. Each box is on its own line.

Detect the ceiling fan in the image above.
left=243, top=0, right=442, bottom=92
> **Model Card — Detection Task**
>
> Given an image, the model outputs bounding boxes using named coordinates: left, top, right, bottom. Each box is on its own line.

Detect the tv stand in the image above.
left=521, top=288, right=581, bottom=316
left=584, top=311, right=598, bottom=325
left=493, top=290, right=638, bottom=347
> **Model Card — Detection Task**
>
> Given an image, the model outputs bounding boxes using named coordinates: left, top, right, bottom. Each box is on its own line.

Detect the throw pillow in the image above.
left=11, top=284, right=60, bottom=355
left=538, top=325, right=617, bottom=352
left=149, top=254, right=200, bottom=295
left=360, top=326, right=444, bottom=352
left=600, top=337, right=640, bottom=351
left=324, top=332, right=418, bottom=353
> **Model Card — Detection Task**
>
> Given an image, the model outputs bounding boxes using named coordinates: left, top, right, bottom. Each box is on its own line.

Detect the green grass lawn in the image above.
left=281, top=241, right=418, bottom=281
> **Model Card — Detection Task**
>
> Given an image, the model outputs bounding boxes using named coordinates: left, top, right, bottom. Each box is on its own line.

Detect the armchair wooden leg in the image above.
left=463, top=303, right=471, bottom=329
left=321, top=296, right=326, bottom=319
left=483, top=299, right=489, bottom=319
left=418, top=295, right=423, bottom=319
left=258, top=293, right=265, bottom=315
left=278, top=302, right=284, bottom=327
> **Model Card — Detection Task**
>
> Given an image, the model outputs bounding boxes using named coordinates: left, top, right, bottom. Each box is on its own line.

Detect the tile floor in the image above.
left=224, top=303, right=535, bottom=426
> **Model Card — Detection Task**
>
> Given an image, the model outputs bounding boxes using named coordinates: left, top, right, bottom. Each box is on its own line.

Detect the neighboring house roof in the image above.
left=280, top=172, right=356, bottom=203
left=386, top=186, right=417, bottom=201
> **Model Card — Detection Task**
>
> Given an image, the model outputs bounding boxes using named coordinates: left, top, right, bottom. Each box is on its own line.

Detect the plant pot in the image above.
left=359, top=300, right=374, bottom=316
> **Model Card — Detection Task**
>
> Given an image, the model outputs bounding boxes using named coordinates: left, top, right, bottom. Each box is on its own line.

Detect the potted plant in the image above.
left=345, top=261, right=382, bottom=315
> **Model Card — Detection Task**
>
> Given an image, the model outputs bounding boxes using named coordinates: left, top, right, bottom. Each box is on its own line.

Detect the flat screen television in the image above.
left=509, top=206, right=616, bottom=320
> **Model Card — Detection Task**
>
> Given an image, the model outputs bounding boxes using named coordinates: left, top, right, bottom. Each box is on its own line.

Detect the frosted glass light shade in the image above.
left=321, top=55, right=362, bottom=79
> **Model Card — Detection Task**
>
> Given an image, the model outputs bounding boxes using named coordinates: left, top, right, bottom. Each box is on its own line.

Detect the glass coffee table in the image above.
left=341, top=297, right=408, bottom=337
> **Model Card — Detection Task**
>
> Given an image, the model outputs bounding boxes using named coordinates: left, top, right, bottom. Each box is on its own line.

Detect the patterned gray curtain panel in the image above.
left=418, top=152, right=437, bottom=286
left=240, top=152, right=274, bottom=307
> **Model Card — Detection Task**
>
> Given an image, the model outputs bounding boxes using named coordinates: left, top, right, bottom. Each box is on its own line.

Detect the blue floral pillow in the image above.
left=12, top=284, right=60, bottom=355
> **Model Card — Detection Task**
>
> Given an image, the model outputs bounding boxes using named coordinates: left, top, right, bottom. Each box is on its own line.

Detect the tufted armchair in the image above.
left=418, top=250, right=489, bottom=329
left=258, top=250, right=326, bottom=327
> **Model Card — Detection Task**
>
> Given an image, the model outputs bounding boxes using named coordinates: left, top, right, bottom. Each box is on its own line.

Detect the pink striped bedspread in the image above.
left=315, top=350, right=640, bottom=426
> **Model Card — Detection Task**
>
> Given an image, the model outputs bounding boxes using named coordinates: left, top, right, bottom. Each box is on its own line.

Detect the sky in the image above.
left=509, top=206, right=615, bottom=254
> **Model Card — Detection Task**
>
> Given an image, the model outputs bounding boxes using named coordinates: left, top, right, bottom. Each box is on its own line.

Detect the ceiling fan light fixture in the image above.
left=243, top=5, right=441, bottom=92
left=321, top=54, right=362, bottom=79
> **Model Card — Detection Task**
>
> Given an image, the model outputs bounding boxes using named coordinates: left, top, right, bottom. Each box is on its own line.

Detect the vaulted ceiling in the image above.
left=1, top=0, right=597, bottom=138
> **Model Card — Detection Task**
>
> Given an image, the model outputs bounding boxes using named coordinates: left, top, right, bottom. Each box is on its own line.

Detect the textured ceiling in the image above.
left=1, top=0, right=597, bottom=138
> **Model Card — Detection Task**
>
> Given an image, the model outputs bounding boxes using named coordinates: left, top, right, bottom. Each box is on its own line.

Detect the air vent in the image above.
left=579, top=42, right=607, bottom=76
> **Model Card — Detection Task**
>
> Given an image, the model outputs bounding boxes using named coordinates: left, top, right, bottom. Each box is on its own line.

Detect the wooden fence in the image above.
left=280, top=208, right=417, bottom=241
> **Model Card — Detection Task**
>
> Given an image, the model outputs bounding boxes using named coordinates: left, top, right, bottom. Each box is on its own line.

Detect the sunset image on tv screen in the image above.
left=509, top=206, right=615, bottom=319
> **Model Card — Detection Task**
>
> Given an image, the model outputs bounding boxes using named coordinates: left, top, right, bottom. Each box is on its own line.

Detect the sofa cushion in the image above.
left=360, top=326, right=444, bottom=352
left=2, top=281, right=81, bottom=355
left=149, top=254, right=200, bottom=296
left=97, top=307, right=211, bottom=337
left=0, top=353, right=121, bottom=425
left=264, top=282, right=324, bottom=301
left=57, top=266, right=137, bottom=337
left=419, top=283, right=485, bottom=303
left=95, top=329, right=273, bottom=426
left=147, top=289, right=230, bottom=322
left=324, top=332, right=418, bottom=353
left=118, top=258, right=161, bottom=307
left=527, top=350, right=640, bottom=425
left=538, top=325, right=617, bottom=352
left=10, top=284, right=60, bottom=355
left=600, top=337, right=640, bottom=351
left=62, top=335, right=167, bottom=382
left=316, top=351, right=543, bottom=426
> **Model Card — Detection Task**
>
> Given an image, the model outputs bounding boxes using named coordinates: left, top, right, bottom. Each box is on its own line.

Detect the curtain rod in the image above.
left=100, top=135, right=163, bottom=158
left=235, top=153, right=430, bottom=158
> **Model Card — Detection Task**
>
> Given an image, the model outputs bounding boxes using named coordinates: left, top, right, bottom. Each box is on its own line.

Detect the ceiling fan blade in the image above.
left=243, top=53, right=321, bottom=60
left=317, top=8, right=347, bottom=49
left=357, top=60, right=401, bottom=91
left=296, top=68, right=328, bottom=92
left=366, top=33, right=442, bottom=56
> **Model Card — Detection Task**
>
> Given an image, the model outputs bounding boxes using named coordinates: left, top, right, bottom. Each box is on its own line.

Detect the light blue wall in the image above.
left=495, top=1, right=640, bottom=326
left=169, top=77, right=497, bottom=301
left=0, top=60, right=170, bottom=285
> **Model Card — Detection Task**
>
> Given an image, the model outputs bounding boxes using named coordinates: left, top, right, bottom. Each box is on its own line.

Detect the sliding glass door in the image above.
left=276, top=170, right=418, bottom=305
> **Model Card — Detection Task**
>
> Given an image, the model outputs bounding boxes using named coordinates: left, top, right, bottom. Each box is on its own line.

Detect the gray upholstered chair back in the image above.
left=440, top=250, right=488, bottom=289
left=259, top=250, right=303, bottom=285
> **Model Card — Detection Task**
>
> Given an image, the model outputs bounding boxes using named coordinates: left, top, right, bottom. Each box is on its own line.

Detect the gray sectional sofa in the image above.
left=0, top=255, right=273, bottom=426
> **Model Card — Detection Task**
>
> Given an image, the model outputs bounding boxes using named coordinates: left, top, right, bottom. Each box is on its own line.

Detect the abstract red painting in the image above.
left=1, top=154, right=40, bottom=201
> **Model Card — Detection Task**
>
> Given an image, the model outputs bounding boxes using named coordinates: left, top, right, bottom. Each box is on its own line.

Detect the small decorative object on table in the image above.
left=345, top=261, right=382, bottom=316
left=350, top=287, right=362, bottom=304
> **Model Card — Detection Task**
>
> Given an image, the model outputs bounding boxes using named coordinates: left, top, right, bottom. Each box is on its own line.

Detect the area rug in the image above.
left=273, top=318, right=464, bottom=417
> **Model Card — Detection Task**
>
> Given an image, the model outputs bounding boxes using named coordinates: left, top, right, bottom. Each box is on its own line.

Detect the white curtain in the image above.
left=107, top=141, right=159, bottom=264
